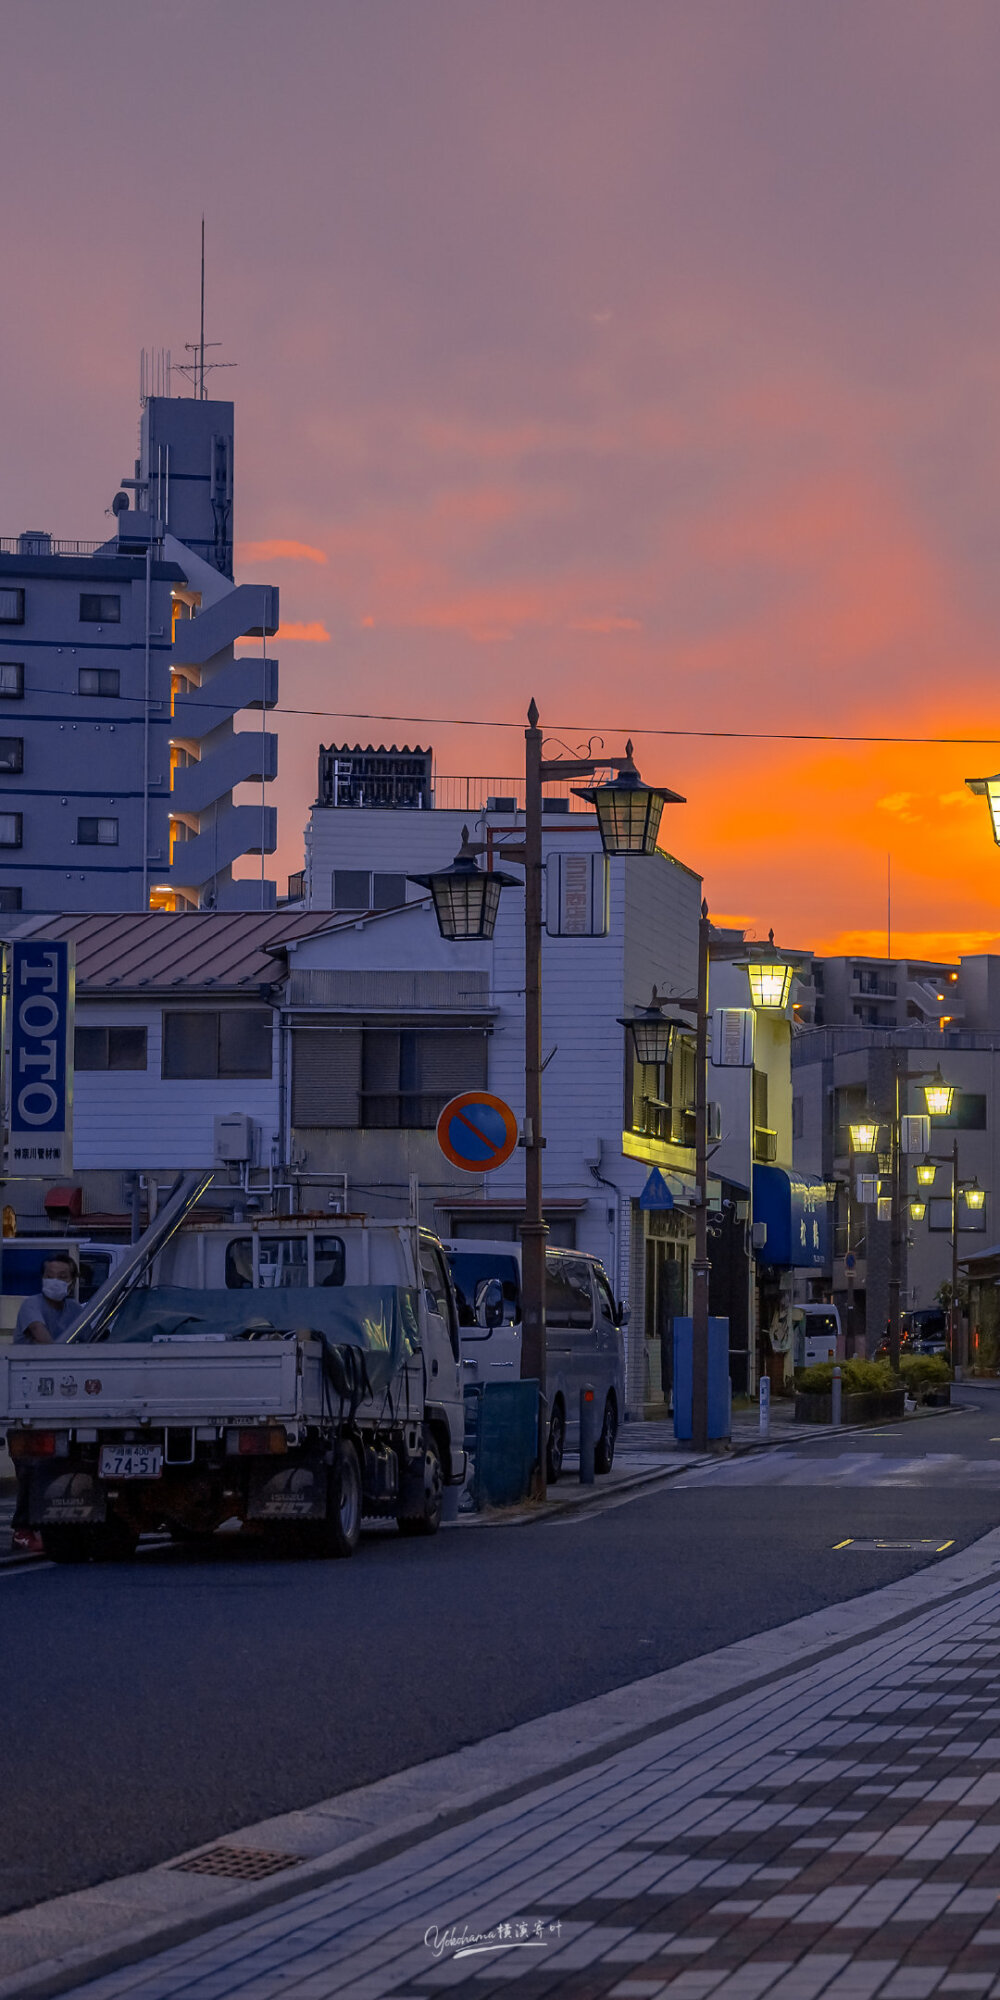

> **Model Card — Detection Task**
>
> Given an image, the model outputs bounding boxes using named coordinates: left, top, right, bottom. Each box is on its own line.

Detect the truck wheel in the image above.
left=40, top=1527, right=93, bottom=1565
left=594, top=1396, right=617, bottom=1475
left=397, top=1435, right=444, bottom=1537
left=546, top=1402, right=565, bottom=1483
left=309, top=1442, right=362, bottom=1558
left=41, top=1520, right=138, bottom=1564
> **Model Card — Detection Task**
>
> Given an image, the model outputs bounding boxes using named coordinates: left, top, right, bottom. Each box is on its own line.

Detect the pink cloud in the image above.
left=239, top=540, right=328, bottom=566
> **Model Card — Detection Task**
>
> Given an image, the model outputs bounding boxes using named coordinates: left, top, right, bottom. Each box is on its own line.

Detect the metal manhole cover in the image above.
left=171, top=1844, right=303, bottom=1881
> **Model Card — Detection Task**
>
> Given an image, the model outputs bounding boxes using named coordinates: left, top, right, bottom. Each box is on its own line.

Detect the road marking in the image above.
left=832, top=1538, right=854, bottom=1549
left=834, top=1537, right=956, bottom=1555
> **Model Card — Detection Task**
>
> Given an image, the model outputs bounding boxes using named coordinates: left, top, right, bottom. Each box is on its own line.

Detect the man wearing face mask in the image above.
left=11, top=1254, right=82, bottom=1553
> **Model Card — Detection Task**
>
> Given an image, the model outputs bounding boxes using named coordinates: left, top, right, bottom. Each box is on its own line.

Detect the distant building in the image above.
left=0, top=393, right=279, bottom=914
left=793, top=954, right=960, bottom=1032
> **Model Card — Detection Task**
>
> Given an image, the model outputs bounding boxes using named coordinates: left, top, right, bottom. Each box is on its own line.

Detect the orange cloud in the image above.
left=275, top=621, right=331, bottom=642
left=239, top=540, right=328, bottom=566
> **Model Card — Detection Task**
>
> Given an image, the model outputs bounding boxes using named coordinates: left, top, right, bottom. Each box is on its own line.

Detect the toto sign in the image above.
left=5, top=941, right=74, bottom=1175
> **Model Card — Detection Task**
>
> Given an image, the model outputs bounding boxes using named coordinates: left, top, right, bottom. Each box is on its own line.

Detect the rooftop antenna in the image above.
left=173, top=217, right=237, bottom=399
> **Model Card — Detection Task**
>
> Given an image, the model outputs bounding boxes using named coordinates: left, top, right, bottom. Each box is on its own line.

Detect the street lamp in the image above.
left=575, top=743, right=681, bottom=856
left=965, top=772, right=1000, bottom=844
left=923, top=1068, right=955, bottom=1117
left=964, top=1178, right=986, bottom=1211
left=409, top=829, right=520, bottom=941
left=915, top=1159, right=937, bottom=1187
left=619, top=988, right=676, bottom=1067
left=741, top=932, right=795, bottom=1011
left=849, top=1116, right=879, bottom=1154
left=909, top=1199, right=927, bottom=1222
left=414, top=701, right=683, bottom=1490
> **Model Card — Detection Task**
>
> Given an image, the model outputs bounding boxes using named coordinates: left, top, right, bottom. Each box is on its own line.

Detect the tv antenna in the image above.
left=172, top=217, right=237, bottom=399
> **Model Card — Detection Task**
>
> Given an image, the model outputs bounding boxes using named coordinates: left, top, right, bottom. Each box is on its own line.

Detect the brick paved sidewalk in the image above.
left=62, top=1564, right=1000, bottom=2000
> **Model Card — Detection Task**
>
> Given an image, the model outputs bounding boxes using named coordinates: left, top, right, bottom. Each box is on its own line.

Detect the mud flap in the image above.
left=32, top=1468, right=107, bottom=1527
left=246, top=1459, right=327, bottom=1521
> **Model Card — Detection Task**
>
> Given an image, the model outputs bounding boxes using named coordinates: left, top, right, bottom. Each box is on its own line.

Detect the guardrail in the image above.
left=0, top=538, right=105, bottom=557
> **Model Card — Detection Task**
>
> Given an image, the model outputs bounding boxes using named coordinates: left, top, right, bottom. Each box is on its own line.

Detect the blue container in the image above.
left=672, top=1317, right=730, bottom=1441
left=464, top=1381, right=540, bottom=1509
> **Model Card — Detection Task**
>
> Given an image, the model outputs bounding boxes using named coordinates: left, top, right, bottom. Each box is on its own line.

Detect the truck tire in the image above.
left=41, top=1519, right=138, bottom=1564
left=40, top=1527, right=93, bottom=1564
left=397, top=1434, right=444, bottom=1538
left=308, top=1442, right=362, bottom=1558
left=594, top=1395, right=617, bottom=1474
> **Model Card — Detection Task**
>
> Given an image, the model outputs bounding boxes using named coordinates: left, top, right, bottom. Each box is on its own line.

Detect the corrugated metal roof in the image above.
left=7, top=912, right=340, bottom=991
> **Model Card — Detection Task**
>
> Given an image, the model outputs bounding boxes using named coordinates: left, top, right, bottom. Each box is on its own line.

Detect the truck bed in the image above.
left=1, top=1341, right=302, bottom=1426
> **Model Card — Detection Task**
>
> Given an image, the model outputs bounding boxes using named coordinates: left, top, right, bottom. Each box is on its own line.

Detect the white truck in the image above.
left=0, top=1176, right=466, bottom=1564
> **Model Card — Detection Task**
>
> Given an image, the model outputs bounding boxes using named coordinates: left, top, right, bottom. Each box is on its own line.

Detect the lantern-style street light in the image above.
left=915, top=1159, right=937, bottom=1187
left=409, top=829, right=520, bottom=942
left=964, top=1177, right=986, bottom=1211
left=909, top=1198, right=927, bottom=1222
left=923, top=1068, right=955, bottom=1117
left=965, top=771, right=1000, bottom=844
left=740, top=931, right=796, bottom=1011
left=849, top=1116, right=879, bottom=1154
left=412, top=702, right=684, bottom=1488
left=619, top=987, right=676, bottom=1068
left=908, top=1142, right=987, bottom=1366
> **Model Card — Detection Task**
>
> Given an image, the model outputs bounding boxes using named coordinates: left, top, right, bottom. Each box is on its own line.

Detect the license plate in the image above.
left=98, top=1445, right=163, bottom=1480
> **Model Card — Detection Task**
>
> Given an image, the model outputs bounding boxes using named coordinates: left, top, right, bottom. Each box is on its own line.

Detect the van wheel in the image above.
left=595, top=1396, right=617, bottom=1474
left=546, top=1402, right=565, bottom=1483
left=397, top=1435, right=444, bottom=1537
left=307, top=1442, right=362, bottom=1558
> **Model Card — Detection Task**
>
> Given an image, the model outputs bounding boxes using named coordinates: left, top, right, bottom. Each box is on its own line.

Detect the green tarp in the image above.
left=88, top=1284, right=420, bottom=1394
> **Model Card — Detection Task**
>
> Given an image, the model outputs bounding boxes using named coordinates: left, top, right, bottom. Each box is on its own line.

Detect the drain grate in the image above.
left=171, top=1844, right=304, bottom=1881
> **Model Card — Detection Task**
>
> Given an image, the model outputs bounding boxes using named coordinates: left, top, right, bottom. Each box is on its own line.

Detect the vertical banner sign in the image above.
left=5, top=942, right=74, bottom=1175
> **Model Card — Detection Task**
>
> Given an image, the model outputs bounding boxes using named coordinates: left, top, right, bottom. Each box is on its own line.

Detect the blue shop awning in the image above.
left=753, top=1165, right=830, bottom=1270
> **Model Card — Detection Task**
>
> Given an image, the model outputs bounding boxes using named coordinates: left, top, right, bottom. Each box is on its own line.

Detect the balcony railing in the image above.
left=431, top=777, right=593, bottom=815
left=0, top=537, right=105, bottom=557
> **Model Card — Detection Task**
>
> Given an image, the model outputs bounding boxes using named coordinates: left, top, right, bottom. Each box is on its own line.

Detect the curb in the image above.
left=5, top=1524, right=1000, bottom=2000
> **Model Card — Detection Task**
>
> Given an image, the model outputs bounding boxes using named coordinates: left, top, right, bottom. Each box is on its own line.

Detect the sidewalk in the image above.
left=9, top=1528, right=1000, bottom=1999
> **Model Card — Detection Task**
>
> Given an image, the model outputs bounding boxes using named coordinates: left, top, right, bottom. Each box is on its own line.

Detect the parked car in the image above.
left=444, top=1239, right=626, bottom=1480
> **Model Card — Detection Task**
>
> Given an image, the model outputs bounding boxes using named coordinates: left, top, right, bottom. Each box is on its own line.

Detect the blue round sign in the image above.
left=437, top=1092, right=519, bottom=1173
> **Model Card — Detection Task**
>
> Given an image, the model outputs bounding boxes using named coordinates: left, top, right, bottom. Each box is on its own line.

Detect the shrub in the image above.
left=796, top=1358, right=896, bottom=1397
left=899, top=1355, right=951, bottom=1389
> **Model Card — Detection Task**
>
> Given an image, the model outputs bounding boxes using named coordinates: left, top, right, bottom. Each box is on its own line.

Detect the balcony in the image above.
left=171, top=730, right=278, bottom=815
left=172, top=657, right=278, bottom=739
left=850, top=977, right=897, bottom=1000
left=171, top=584, right=279, bottom=667
left=167, top=804, right=277, bottom=891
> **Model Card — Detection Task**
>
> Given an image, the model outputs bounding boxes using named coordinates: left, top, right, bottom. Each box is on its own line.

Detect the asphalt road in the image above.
left=2, top=1389, right=999, bottom=1919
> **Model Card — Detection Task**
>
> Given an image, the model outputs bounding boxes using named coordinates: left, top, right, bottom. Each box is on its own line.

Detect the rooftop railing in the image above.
left=431, top=776, right=592, bottom=815
left=0, top=537, right=105, bottom=557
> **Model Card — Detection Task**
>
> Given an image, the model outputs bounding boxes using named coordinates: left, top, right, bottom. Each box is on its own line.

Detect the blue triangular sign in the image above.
left=639, top=1168, right=674, bottom=1211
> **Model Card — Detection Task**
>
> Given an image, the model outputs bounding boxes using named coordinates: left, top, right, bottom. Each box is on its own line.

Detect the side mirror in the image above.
left=615, top=1301, right=631, bottom=1327
left=475, top=1277, right=504, bottom=1329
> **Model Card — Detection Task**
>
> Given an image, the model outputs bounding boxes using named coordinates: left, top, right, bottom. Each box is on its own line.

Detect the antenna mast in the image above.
left=199, top=214, right=205, bottom=399
left=173, top=217, right=237, bottom=399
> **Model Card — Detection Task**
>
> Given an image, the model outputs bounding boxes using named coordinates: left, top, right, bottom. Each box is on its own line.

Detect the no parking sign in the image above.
left=437, top=1092, right=519, bottom=1173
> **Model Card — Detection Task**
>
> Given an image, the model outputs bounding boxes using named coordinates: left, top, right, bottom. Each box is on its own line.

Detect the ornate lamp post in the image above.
left=413, top=703, right=681, bottom=1492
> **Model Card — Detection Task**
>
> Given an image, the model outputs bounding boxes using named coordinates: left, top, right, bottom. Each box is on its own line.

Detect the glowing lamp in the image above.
left=849, top=1119, right=879, bottom=1153
left=741, top=933, right=795, bottom=1011
left=915, top=1160, right=937, bottom=1187
left=575, top=743, right=683, bottom=857
left=909, top=1199, right=927, bottom=1222
left=409, top=829, right=520, bottom=942
left=923, top=1069, right=955, bottom=1117
left=964, top=1180, right=986, bottom=1212
left=966, top=772, right=1000, bottom=845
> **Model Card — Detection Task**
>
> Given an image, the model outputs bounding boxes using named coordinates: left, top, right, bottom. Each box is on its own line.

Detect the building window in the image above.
left=78, top=667, right=120, bottom=697
left=0, top=887, right=21, bottom=912
left=0, top=663, right=23, bottom=698
left=792, top=1095, right=804, bottom=1140
left=0, top=590, right=24, bottom=625
left=290, top=1025, right=487, bottom=1128
left=162, top=1009, right=273, bottom=1080
left=0, top=738, right=23, bottom=774
left=0, top=813, right=22, bottom=847
left=79, top=594, right=121, bottom=623
left=77, top=817, right=118, bottom=845
left=332, top=869, right=409, bottom=911
left=75, top=1026, right=147, bottom=1071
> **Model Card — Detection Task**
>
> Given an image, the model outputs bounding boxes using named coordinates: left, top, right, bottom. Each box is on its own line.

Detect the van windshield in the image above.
left=447, top=1252, right=520, bottom=1327
left=793, top=1310, right=838, bottom=1341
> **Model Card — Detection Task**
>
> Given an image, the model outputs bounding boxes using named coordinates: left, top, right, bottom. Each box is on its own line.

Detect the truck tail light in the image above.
left=234, top=1426, right=287, bottom=1456
left=9, top=1431, right=56, bottom=1460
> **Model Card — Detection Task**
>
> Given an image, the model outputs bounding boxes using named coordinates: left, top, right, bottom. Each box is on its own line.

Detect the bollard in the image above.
left=579, top=1384, right=596, bottom=1485
left=759, top=1375, right=770, bottom=1438
left=832, top=1363, right=842, bottom=1429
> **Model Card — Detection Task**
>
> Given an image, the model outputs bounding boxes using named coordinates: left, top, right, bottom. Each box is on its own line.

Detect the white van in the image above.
left=444, top=1239, right=626, bottom=1480
left=791, top=1302, right=843, bottom=1368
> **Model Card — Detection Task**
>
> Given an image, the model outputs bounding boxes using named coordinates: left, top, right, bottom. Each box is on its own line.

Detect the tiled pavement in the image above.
left=63, top=1567, right=1000, bottom=2000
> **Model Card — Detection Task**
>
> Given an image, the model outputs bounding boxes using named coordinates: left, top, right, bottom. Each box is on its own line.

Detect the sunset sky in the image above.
left=6, top=2, right=1000, bottom=956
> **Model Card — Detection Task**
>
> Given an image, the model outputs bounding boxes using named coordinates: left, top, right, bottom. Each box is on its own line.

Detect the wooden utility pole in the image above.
left=691, top=901, right=711, bottom=1451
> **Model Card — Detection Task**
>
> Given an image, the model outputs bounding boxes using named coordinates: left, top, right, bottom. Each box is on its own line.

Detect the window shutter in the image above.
left=292, top=1029, right=362, bottom=1126
left=414, top=1031, right=487, bottom=1095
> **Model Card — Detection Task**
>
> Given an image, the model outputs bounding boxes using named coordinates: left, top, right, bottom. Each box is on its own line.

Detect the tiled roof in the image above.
left=7, top=911, right=340, bottom=991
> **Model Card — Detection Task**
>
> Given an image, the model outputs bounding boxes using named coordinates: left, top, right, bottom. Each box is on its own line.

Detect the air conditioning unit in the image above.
left=214, top=1113, right=254, bottom=1164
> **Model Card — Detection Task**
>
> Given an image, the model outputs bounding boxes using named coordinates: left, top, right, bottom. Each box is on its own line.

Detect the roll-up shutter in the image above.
left=415, top=1030, right=488, bottom=1095
left=291, top=1029, right=362, bottom=1127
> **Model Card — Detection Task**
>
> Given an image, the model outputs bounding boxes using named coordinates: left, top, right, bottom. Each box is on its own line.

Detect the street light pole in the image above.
left=951, top=1134, right=960, bottom=1370
left=889, top=1057, right=903, bottom=1373
left=691, top=899, right=711, bottom=1453
left=521, top=700, right=548, bottom=1495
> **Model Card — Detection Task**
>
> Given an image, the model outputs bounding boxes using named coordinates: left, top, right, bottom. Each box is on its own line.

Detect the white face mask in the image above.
left=42, top=1277, right=70, bottom=1303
